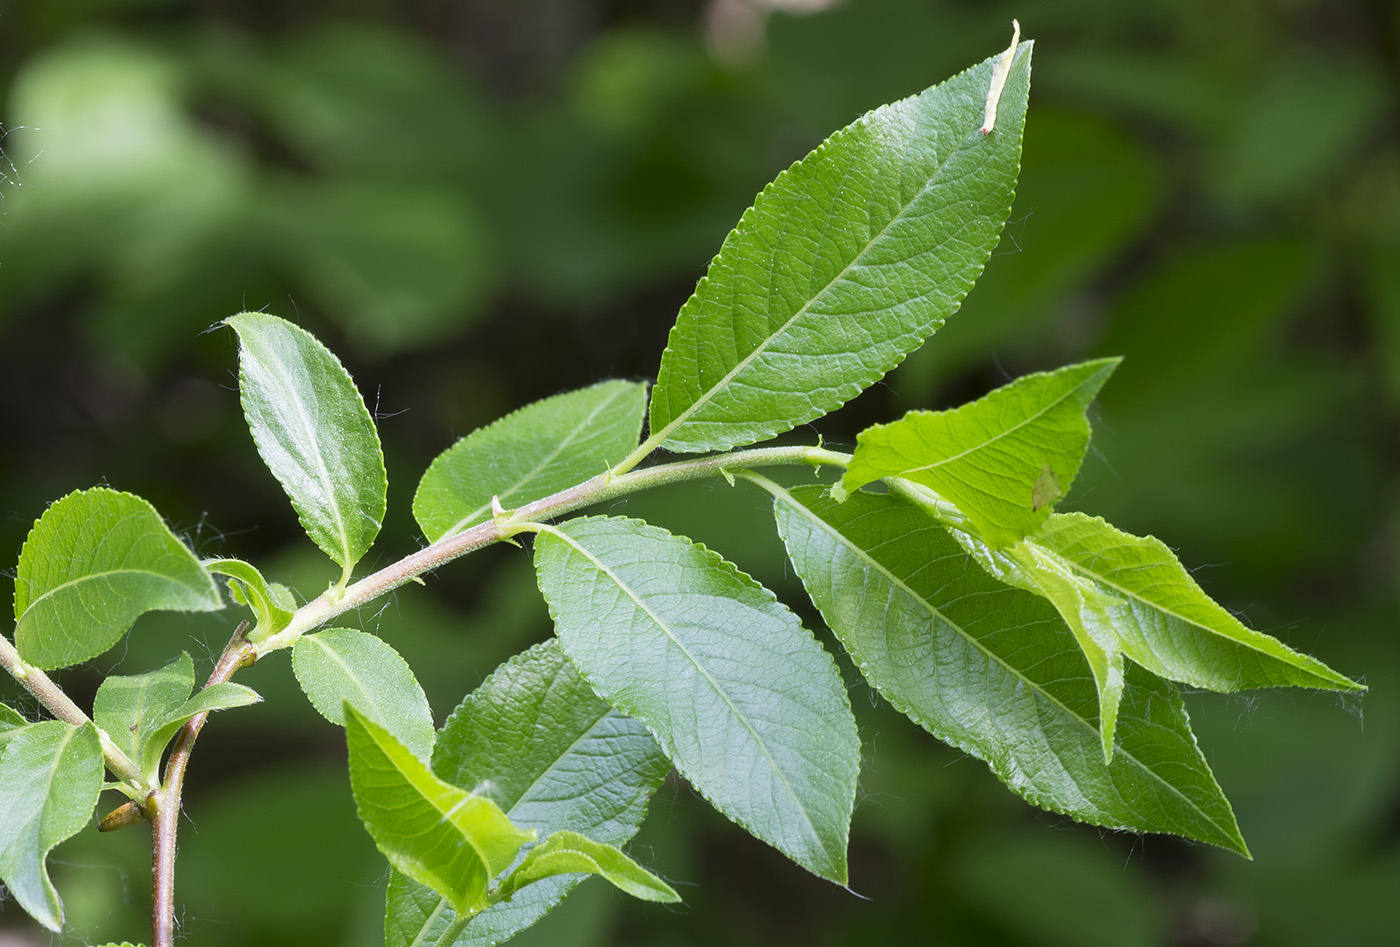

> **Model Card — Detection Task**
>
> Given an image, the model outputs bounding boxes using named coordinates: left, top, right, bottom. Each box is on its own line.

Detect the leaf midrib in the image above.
left=544, top=526, right=823, bottom=855
left=250, top=335, right=353, bottom=563
left=653, top=105, right=972, bottom=447
left=408, top=704, right=623, bottom=944
left=366, top=722, right=494, bottom=892
left=883, top=368, right=1106, bottom=479
left=19, top=567, right=201, bottom=621
left=770, top=484, right=1231, bottom=838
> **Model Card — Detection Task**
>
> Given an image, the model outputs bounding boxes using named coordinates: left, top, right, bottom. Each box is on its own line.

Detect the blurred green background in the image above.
left=1, top=0, right=1396, bottom=944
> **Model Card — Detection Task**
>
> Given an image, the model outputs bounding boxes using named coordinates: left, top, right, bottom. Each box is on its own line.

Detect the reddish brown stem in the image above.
left=151, top=622, right=256, bottom=947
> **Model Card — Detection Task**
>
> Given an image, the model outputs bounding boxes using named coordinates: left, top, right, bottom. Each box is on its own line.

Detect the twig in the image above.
left=150, top=622, right=256, bottom=947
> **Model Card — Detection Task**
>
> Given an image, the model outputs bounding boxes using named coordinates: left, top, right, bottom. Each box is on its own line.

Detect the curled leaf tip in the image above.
left=981, top=19, right=1021, bottom=135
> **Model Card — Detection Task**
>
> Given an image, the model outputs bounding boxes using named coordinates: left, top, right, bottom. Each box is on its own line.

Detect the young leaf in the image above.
left=13, top=488, right=222, bottom=670
left=203, top=558, right=295, bottom=642
left=532, top=515, right=859, bottom=883
left=93, top=651, right=196, bottom=776
left=1031, top=512, right=1363, bottom=693
left=414, top=381, right=647, bottom=542
left=837, top=358, right=1119, bottom=546
left=293, top=628, right=436, bottom=759
left=0, top=721, right=105, bottom=931
left=225, top=312, right=388, bottom=581
left=493, top=830, right=678, bottom=905
left=136, top=683, right=261, bottom=781
left=345, top=703, right=535, bottom=918
left=387, top=639, right=670, bottom=947
left=768, top=484, right=1248, bottom=855
left=645, top=42, right=1032, bottom=455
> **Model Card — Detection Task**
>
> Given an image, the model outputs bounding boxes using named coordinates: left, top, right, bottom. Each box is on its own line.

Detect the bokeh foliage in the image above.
left=1, top=0, right=1395, bottom=944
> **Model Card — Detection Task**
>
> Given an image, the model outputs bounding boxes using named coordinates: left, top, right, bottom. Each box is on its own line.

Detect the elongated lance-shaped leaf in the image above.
left=93, top=652, right=195, bottom=778
left=345, top=703, right=536, bottom=918
left=645, top=42, right=1032, bottom=455
left=0, top=721, right=105, bottom=931
left=493, top=830, right=679, bottom=905
left=13, top=488, right=222, bottom=670
left=136, top=683, right=261, bottom=781
left=768, top=483, right=1248, bottom=855
left=1031, top=513, right=1363, bottom=693
left=294, top=628, right=436, bottom=760
left=203, top=558, right=294, bottom=642
left=838, top=358, right=1119, bottom=546
left=414, top=381, right=647, bottom=542
left=387, top=639, right=670, bottom=947
left=532, top=515, right=859, bottom=883
left=226, top=312, right=387, bottom=580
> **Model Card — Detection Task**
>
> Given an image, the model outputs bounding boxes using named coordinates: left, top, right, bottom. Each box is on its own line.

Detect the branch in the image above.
left=0, top=633, right=152, bottom=793
left=253, top=444, right=852, bottom=656
left=150, top=622, right=256, bottom=947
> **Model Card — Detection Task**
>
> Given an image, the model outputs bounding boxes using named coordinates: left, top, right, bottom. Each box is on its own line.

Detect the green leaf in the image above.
left=13, top=488, right=222, bottom=670
left=0, top=721, right=105, bottom=931
left=1006, top=540, right=1125, bottom=764
left=293, top=629, right=436, bottom=760
left=493, top=830, right=678, bottom=905
left=1030, top=512, right=1363, bottom=693
left=387, top=639, right=670, bottom=947
left=768, top=483, right=1248, bottom=856
left=226, top=312, right=388, bottom=580
left=414, top=381, right=647, bottom=542
left=203, top=558, right=295, bottom=642
left=532, top=515, right=858, bottom=883
left=136, top=682, right=262, bottom=781
left=645, top=42, right=1032, bottom=454
left=0, top=703, right=27, bottom=739
left=838, top=358, right=1119, bottom=546
left=93, top=651, right=196, bottom=779
left=345, top=703, right=535, bottom=918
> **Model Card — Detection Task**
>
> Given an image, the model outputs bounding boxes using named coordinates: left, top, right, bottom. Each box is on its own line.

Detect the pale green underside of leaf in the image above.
left=532, top=515, right=858, bottom=883
left=13, top=488, right=222, bottom=670
left=1028, top=512, right=1362, bottom=693
left=770, top=484, right=1248, bottom=856
left=647, top=43, right=1032, bottom=454
left=0, top=721, right=104, bottom=931
left=227, top=312, right=387, bottom=574
left=839, top=358, right=1119, bottom=546
left=294, top=628, right=436, bottom=759
left=494, top=830, right=679, bottom=904
left=346, top=704, right=535, bottom=918
left=388, top=639, right=670, bottom=947
left=414, top=381, right=647, bottom=542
